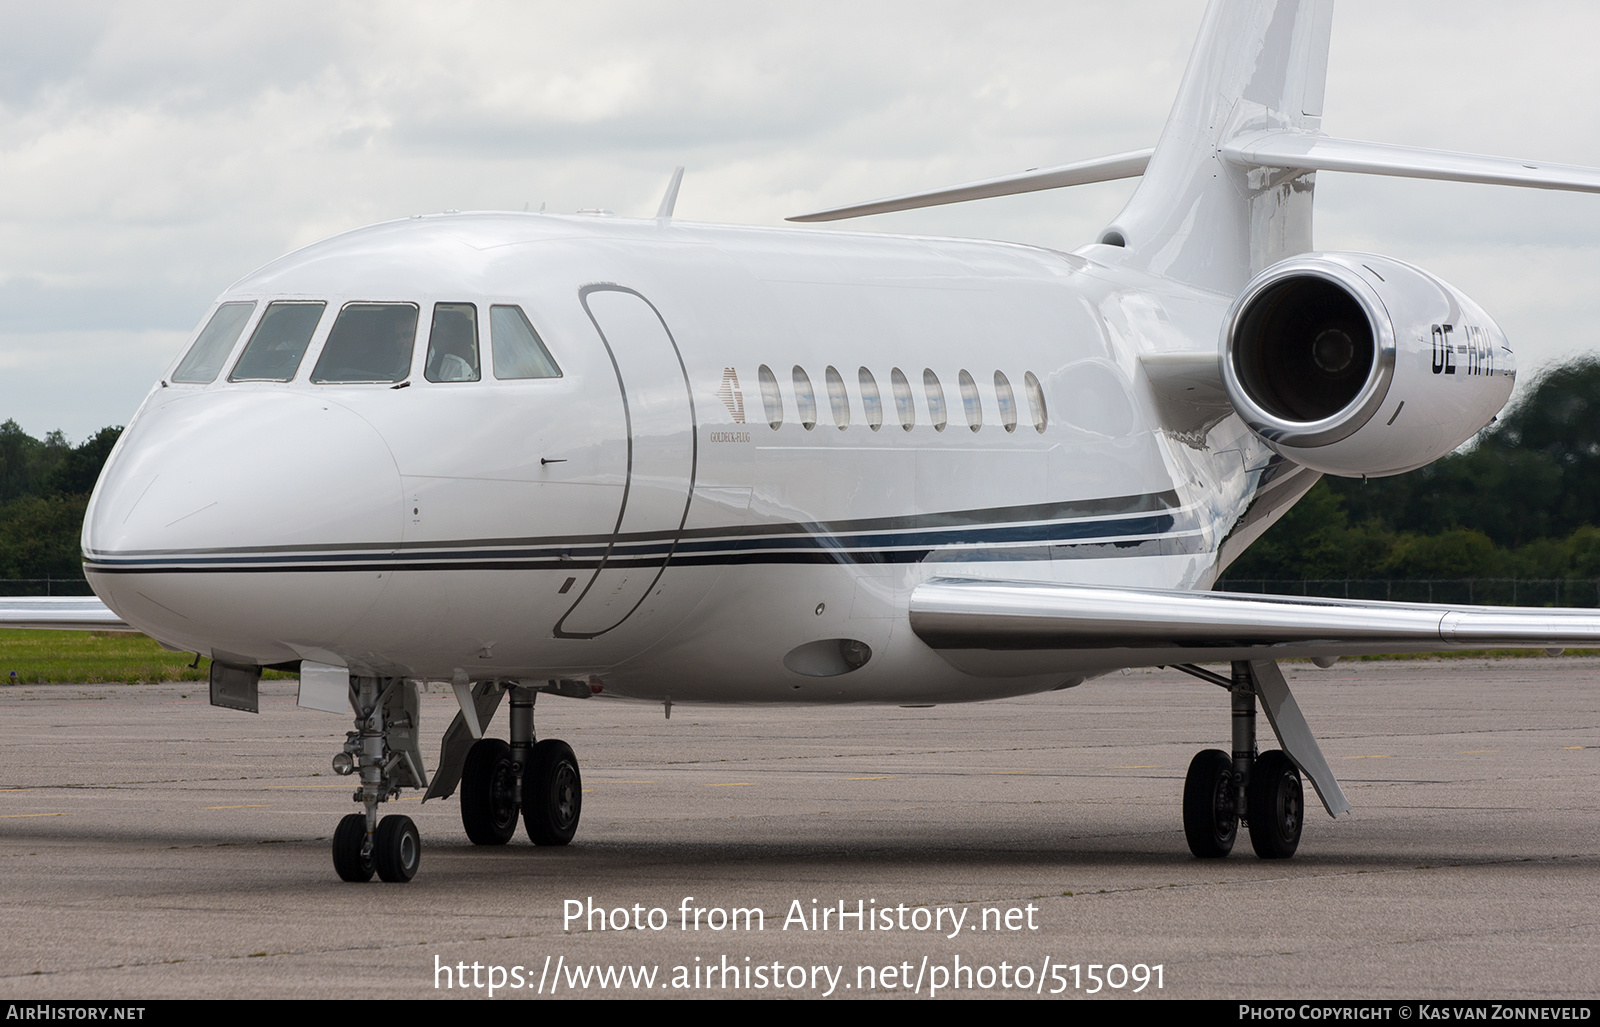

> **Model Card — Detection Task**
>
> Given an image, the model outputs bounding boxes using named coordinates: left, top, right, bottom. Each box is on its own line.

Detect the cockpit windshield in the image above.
left=173, top=302, right=255, bottom=384
left=311, top=303, right=419, bottom=384
left=194, top=297, right=562, bottom=388
left=229, top=302, right=327, bottom=382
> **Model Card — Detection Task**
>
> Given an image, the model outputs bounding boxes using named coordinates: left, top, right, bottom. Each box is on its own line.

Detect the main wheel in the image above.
left=1247, top=750, right=1304, bottom=859
left=375, top=814, right=421, bottom=882
left=523, top=739, right=581, bottom=846
left=1183, top=748, right=1238, bottom=858
left=461, top=738, right=520, bottom=845
left=332, top=812, right=374, bottom=882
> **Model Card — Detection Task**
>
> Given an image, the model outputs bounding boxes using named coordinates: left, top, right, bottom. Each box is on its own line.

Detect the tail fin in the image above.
left=1100, top=0, right=1333, bottom=293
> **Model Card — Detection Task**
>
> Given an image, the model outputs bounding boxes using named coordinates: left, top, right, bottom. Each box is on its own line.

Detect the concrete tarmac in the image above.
left=0, top=657, right=1596, bottom=1000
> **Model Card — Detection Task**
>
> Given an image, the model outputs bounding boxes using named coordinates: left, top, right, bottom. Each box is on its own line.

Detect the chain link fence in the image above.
left=1215, top=578, right=1600, bottom=607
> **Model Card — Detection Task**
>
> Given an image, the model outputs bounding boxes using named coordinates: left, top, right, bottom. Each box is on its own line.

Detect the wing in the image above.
left=910, top=579, right=1600, bottom=676
left=0, top=597, right=133, bottom=631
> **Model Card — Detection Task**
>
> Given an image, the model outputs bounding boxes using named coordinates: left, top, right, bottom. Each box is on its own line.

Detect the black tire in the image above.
left=375, top=814, right=421, bottom=882
left=332, top=812, right=374, bottom=882
left=523, top=739, right=581, bottom=846
left=1247, top=750, right=1304, bottom=859
left=461, top=738, right=520, bottom=845
left=1183, top=748, right=1238, bottom=858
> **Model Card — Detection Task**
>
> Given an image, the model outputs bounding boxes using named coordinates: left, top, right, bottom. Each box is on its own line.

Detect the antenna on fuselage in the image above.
left=655, top=166, right=685, bottom=220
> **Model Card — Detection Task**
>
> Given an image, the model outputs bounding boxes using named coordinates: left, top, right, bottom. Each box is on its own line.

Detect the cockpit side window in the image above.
left=490, top=305, right=562, bottom=379
left=424, top=303, right=480, bottom=383
left=311, top=303, right=419, bottom=384
left=173, top=302, right=255, bottom=384
left=229, top=301, right=327, bottom=382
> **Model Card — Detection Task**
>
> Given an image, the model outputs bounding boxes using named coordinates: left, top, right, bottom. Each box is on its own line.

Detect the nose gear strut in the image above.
left=330, top=676, right=428, bottom=882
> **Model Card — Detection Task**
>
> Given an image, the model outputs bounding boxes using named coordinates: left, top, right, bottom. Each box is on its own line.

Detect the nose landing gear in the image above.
left=329, top=676, right=428, bottom=882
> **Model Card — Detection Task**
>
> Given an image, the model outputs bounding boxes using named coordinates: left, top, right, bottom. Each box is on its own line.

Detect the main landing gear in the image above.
left=452, top=684, right=583, bottom=848
left=1176, top=660, right=1307, bottom=860
left=330, top=676, right=429, bottom=882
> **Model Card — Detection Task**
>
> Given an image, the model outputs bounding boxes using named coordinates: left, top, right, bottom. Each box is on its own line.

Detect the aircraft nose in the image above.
left=84, top=390, right=403, bottom=655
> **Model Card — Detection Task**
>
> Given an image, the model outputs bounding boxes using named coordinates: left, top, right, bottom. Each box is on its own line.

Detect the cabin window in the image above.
left=490, top=305, right=562, bottom=379
left=891, top=367, right=915, bottom=431
left=858, top=367, right=883, bottom=431
left=958, top=369, right=983, bottom=432
left=173, top=302, right=255, bottom=384
left=825, top=366, right=850, bottom=430
left=758, top=364, right=783, bottom=428
left=792, top=366, right=817, bottom=430
left=229, top=301, right=327, bottom=382
left=424, top=303, right=480, bottom=382
left=311, top=303, right=419, bottom=384
left=923, top=368, right=947, bottom=432
left=994, top=371, right=1018, bottom=432
left=1025, top=371, right=1048, bottom=432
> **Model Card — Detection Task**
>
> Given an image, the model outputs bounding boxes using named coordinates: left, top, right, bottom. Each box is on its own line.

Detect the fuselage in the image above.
left=82, top=211, right=1282, bottom=703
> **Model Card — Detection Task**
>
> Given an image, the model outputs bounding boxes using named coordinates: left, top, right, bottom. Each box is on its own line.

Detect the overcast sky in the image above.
left=2, top=0, right=1598, bottom=442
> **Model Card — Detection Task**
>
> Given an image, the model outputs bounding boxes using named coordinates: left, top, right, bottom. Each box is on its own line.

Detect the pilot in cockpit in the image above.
left=425, top=304, right=481, bottom=382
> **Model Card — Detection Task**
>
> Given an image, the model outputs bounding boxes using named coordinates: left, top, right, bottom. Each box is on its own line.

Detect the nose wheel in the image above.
left=332, top=813, right=374, bottom=882
left=332, top=812, right=420, bottom=882
left=330, top=677, right=429, bottom=882
left=374, top=815, right=421, bottom=881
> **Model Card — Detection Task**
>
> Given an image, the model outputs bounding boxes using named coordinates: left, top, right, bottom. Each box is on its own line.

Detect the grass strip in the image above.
left=0, top=630, right=294, bottom=684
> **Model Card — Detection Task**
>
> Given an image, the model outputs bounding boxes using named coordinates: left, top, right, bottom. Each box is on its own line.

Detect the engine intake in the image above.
left=1221, top=253, right=1513, bottom=477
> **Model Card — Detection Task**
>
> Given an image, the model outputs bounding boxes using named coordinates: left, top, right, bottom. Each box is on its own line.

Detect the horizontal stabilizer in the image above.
left=1222, top=131, right=1600, bottom=194
left=911, top=579, right=1600, bottom=669
left=787, top=148, right=1153, bottom=223
left=0, top=596, right=132, bottom=631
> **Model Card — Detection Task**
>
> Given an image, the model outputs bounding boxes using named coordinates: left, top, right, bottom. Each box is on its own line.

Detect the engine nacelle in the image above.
left=1220, top=252, right=1515, bottom=477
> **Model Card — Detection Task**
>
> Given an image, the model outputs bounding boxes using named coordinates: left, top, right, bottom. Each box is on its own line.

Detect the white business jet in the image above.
left=11, top=0, right=1600, bottom=882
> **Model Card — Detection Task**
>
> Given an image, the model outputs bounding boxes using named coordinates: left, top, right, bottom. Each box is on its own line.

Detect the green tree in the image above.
left=42, top=427, right=121, bottom=496
left=1325, top=357, right=1600, bottom=547
left=0, top=423, right=124, bottom=586
left=0, top=494, right=91, bottom=578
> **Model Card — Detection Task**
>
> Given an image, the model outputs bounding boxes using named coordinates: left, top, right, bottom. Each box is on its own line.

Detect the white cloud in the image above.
left=0, top=330, right=179, bottom=441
